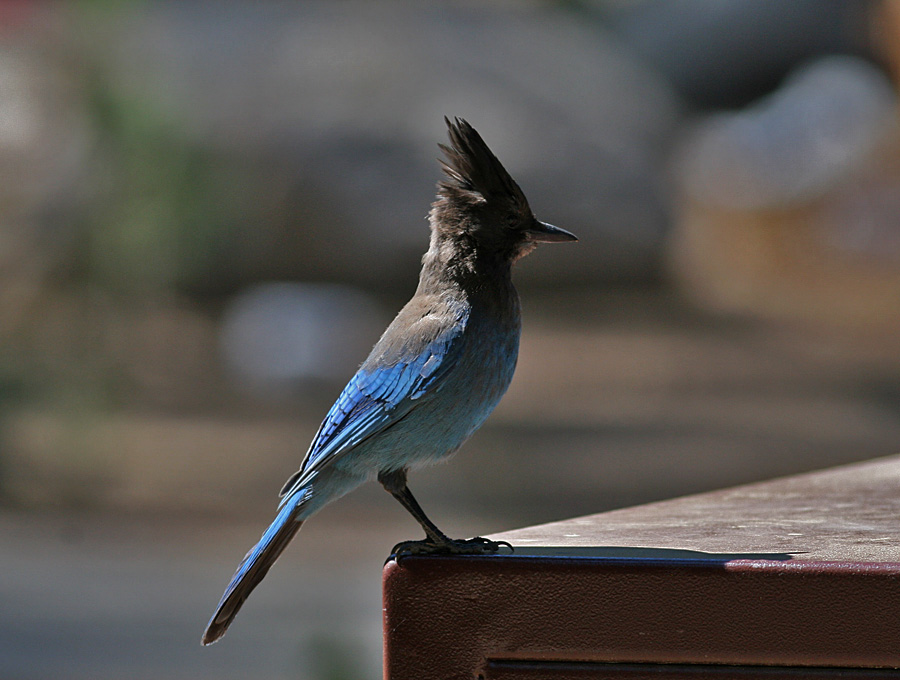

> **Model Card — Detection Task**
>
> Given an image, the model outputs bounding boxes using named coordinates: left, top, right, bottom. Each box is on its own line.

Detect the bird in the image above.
left=202, top=117, right=576, bottom=645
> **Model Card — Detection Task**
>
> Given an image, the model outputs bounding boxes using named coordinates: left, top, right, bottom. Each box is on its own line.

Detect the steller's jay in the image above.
left=202, top=117, right=576, bottom=645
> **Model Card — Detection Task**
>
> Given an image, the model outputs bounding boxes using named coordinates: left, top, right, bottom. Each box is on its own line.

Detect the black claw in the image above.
left=388, top=536, right=514, bottom=562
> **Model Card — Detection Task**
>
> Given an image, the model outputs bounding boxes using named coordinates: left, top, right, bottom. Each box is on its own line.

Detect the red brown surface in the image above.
left=383, top=455, right=900, bottom=679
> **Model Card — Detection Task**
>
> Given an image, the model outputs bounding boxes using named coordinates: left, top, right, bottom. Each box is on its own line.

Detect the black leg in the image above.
left=377, top=468, right=513, bottom=558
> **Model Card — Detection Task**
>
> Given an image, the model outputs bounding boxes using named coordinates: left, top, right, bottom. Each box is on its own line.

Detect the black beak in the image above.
left=525, top=221, right=578, bottom=243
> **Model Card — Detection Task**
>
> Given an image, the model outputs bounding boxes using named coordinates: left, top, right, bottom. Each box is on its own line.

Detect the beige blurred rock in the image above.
left=670, top=56, right=900, bottom=329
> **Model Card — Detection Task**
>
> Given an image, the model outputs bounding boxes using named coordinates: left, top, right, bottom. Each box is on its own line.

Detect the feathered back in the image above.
left=436, top=117, right=528, bottom=210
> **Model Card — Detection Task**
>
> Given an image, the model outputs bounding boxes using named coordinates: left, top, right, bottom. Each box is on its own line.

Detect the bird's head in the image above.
left=429, top=117, right=576, bottom=267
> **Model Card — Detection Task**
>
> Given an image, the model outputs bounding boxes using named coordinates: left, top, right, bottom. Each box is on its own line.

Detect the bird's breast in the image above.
left=403, top=299, right=521, bottom=464
left=335, top=298, right=521, bottom=476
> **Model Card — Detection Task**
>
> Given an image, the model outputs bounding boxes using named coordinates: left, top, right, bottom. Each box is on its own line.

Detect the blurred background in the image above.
left=3, top=0, right=900, bottom=677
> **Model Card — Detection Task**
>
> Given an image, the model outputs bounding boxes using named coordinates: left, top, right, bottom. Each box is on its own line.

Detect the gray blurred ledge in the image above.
left=383, top=455, right=900, bottom=679
left=6, top=288, right=900, bottom=519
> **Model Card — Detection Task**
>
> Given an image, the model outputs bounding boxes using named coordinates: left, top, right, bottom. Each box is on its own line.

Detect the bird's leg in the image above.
left=381, top=471, right=449, bottom=545
left=377, top=468, right=512, bottom=557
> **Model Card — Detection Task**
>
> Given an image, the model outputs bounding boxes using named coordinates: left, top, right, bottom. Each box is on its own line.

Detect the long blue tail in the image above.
left=202, top=497, right=304, bottom=645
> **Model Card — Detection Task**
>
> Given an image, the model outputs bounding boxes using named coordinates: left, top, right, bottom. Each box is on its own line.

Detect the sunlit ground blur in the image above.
left=3, top=2, right=900, bottom=679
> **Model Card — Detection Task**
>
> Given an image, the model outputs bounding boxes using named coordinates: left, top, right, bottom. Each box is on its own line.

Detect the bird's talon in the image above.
left=388, top=536, right=513, bottom=561
left=494, top=540, right=514, bottom=554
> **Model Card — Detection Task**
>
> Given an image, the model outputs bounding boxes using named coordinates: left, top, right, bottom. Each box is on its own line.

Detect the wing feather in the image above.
left=278, top=313, right=466, bottom=502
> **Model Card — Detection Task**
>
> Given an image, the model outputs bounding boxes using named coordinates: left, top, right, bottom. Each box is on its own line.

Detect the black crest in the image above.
left=437, top=117, right=527, bottom=208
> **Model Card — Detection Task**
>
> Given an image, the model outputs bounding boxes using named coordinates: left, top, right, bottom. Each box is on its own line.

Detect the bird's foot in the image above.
left=390, top=536, right=513, bottom=560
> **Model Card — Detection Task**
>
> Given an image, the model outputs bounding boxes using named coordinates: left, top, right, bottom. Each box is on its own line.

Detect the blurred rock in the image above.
left=0, top=7, right=93, bottom=336
left=82, top=1, right=683, bottom=289
left=678, top=56, right=896, bottom=210
left=610, top=0, right=878, bottom=109
left=219, top=282, right=385, bottom=394
left=669, top=56, right=900, bottom=328
left=876, top=0, right=900, bottom=88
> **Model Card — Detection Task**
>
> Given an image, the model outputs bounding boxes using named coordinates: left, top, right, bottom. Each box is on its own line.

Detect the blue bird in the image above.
left=202, top=117, right=576, bottom=645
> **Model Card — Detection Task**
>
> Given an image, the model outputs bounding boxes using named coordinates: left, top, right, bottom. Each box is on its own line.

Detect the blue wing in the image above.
left=278, top=316, right=465, bottom=502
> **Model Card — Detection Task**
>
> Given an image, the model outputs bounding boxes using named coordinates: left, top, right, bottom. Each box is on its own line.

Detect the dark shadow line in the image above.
left=499, top=545, right=797, bottom=562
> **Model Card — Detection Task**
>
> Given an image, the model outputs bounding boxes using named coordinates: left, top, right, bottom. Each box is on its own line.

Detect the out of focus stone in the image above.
left=611, top=0, right=877, bottom=108
left=678, top=57, right=896, bottom=210
left=86, top=1, right=683, bottom=289
left=219, top=282, right=385, bottom=394
left=670, top=56, right=900, bottom=328
left=0, top=8, right=93, bottom=336
left=872, top=0, right=900, bottom=92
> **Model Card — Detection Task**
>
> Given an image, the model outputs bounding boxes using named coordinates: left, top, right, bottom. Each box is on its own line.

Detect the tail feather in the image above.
left=202, top=501, right=304, bottom=645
